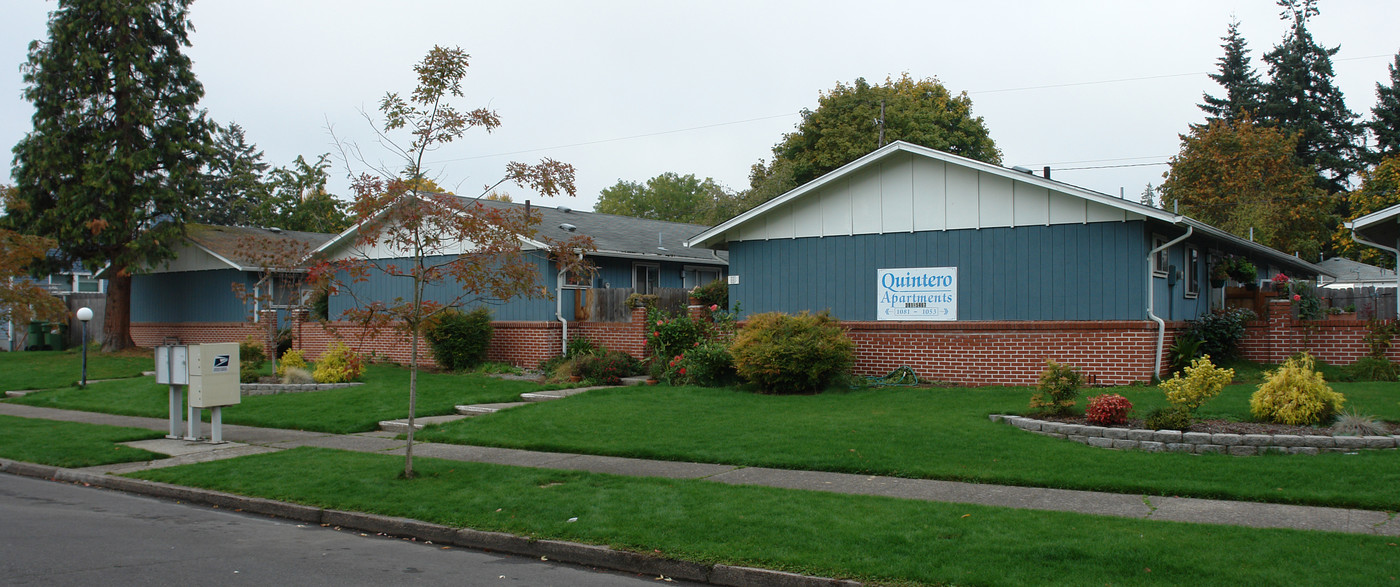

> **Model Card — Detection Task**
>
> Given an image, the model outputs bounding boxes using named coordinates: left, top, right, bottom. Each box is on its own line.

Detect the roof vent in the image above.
left=1011, top=166, right=1034, bottom=174
left=557, top=205, right=572, bottom=213
left=559, top=223, right=577, bottom=232
left=267, top=227, right=283, bottom=233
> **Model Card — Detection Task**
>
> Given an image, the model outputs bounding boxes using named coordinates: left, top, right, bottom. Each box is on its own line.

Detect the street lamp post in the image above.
left=76, top=307, right=93, bottom=388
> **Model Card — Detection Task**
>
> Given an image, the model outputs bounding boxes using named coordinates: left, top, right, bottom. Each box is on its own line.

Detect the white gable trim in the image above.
left=687, top=141, right=1174, bottom=248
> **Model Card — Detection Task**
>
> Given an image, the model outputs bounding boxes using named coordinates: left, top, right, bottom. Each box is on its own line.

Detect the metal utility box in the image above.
left=188, top=343, right=240, bottom=408
left=155, top=345, right=189, bottom=385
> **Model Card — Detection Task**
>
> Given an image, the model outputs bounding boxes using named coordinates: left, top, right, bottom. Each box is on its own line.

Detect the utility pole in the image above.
left=876, top=99, right=886, bottom=147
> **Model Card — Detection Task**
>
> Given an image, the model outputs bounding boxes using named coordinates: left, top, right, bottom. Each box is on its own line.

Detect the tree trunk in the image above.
left=102, top=270, right=135, bottom=352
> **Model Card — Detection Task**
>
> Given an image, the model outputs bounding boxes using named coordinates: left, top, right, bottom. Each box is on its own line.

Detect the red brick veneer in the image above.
left=839, top=320, right=1179, bottom=386
left=1238, top=299, right=1400, bottom=365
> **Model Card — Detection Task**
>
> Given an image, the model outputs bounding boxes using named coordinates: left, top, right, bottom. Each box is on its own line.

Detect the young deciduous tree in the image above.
left=1259, top=0, right=1362, bottom=194
left=230, top=234, right=316, bottom=376
left=1199, top=19, right=1265, bottom=123
left=1161, top=117, right=1330, bottom=259
left=0, top=187, right=70, bottom=335
left=9, top=0, right=211, bottom=351
left=315, top=46, right=593, bottom=479
left=746, top=74, right=1000, bottom=210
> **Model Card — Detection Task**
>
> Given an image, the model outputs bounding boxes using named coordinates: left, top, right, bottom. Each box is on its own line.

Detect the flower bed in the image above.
left=991, top=414, right=1399, bottom=455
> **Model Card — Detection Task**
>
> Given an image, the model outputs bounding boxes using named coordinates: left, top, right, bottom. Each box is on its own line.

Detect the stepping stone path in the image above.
left=377, top=377, right=650, bottom=433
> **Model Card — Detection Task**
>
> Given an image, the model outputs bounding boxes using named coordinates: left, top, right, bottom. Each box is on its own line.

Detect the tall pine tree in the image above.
left=1259, top=0, right=1361, bottom=194
left=197, top=122, right=271, bottom=226
left=10, top=0, right=211, bottom=350
left=1369, top=52, right=1400, bottom=163
left=1200, top=19, right=1264, bottom=122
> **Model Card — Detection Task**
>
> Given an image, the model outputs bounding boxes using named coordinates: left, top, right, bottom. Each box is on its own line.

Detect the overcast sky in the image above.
left=3, top=1, right=1398, bottom=215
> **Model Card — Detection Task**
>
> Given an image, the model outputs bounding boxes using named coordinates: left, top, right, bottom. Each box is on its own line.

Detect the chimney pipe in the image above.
left=1042, top=166, right=1051, bottom=179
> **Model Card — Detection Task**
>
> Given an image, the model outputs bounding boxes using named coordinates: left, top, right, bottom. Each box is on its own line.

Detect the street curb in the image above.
left=0, top=459, right=861, bottom=586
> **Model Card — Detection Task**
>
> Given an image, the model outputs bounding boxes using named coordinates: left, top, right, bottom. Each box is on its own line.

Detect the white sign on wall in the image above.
left=877, top=267, right=957, bottom=321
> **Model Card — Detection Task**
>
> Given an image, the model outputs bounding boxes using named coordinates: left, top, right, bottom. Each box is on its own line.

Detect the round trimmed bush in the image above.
left=1250, top=353, right=1345, bottom=426
left=730, top=311, right=854, bottom=394
left=424, top=307, right=494, bottom=371
left=1085, top=393, right=1133, bottom=426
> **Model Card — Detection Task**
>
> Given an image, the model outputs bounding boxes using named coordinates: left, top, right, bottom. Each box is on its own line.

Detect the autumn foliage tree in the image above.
left=314, top=46, right=592, bottom=479
left=1334, top=156, right=1400, bottom=269
left=1161, top=117, right=1330, bottom=259
left=1, top=187, right=70, bottom=335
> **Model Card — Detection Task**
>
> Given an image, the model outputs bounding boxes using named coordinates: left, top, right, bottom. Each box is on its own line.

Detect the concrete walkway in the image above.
left=1, top=402, right=1395, bottom=537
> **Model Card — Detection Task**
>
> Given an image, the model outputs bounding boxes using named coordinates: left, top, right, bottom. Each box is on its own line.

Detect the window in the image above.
left=1152, top=235, right=1169, bottom=277
left=682, top=266, right=721, bottom=289
left=75, top=276, right=102, bottom=293
left=1185, top=246, right=1199, bottom=298
left=633, top=263, right=659, bottom=294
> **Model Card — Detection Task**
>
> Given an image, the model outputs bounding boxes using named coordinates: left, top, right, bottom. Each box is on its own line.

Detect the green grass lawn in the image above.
left=4, top=364, right=547, bottom=434
left=130, top=447, right=1399, bottom=587
left=0, top=348, right=153, bottom=391
left=0, top=415, right=165, bottom=467
left=416, top=382, right=1400, bottom=510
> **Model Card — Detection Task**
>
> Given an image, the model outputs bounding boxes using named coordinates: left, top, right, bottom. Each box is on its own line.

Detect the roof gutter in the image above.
left=1147, top=221, right=1192, bottom=380
left=1349, top=224, right=1400, bottom=317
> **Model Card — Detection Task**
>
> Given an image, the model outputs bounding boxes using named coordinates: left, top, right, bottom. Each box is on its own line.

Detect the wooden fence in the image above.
left=1316, top=286, right=1397, bottom=320
left=578, top=287, right=690, bottom=322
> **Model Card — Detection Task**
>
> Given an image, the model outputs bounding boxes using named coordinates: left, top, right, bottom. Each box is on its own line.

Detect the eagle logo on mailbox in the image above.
left=213, top=355, right=230, bottom=373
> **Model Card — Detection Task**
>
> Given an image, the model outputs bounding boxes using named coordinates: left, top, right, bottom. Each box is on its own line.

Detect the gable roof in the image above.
left=312, top=194, right=727, bottom=265
left=687, top=141, right=1327, bottom=277
left=1316, top=256, right=1396, bottom=284
left=1349, top=202, right=1400, bottom=246
left=123, top=224, right=335, bottom=275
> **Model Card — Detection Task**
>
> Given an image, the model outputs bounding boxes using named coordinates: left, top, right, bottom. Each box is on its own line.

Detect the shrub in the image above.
left=566, top=335, right=597, bottom=358
left=1181, top=308, right=1255, bottom=362
left=690, top=278, right=728, bottom=311
left=572, top=350, right=642, bottom=385
left=1159, top=355, right=1234, bottom=414
left=666, top=341, right=738, bottom=387
left=1085, top=394, right=1133, bottom=426
left=1362, top=319, right=1399, bottom=358
left=1144, top=406, right=1192, bottom=431
left=645, top=310, right=707, bottom=364
left=1167, top=334, right=1203, bottom=375
left=1029, top=359, right=1083, bottom=416
left=1250, top=353, right=1345, bottom=426
left=423, top=307, right=494, bottom=371
left=281, top=366, right=315, bottom=384
left=275, top=326, right=293, bottom=359
left=730, top=311, right=854, bottom=394
left=313, top=342, right=364, bottom=383
left=276, top=349, right=306, bottom=379
left=239, top=338, right=266, bottom=383
left=1344, top=356, right=1398, bottom=382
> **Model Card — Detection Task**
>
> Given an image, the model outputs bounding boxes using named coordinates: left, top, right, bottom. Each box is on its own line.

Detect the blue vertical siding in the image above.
left=132, top=269, right=255, bottom=322
left=727, top=222, right=1152, bottom=321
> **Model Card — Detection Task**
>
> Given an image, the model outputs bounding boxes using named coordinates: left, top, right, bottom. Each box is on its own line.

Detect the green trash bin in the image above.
left=27, top=322, right=47, bottom=350
left=45, top=323, right=68, bottom=351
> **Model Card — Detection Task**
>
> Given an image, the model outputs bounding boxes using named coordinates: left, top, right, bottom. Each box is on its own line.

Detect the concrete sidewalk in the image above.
left=1, top=402, right=1395, bottom=537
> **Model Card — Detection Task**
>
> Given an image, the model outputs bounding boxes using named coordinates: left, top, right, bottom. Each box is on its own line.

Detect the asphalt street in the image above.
left=0, top=473, right=692, bottom=586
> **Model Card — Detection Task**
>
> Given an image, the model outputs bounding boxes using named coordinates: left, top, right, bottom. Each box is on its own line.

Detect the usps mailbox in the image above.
left=155, top=343, right=239, bottom=443
left=189, top=343, right=239, bottom=408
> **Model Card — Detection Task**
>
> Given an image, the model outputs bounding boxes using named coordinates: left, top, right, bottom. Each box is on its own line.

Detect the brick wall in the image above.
left=840, top=320, right=1179, bottom=386
left=1238, top=298, right=1399, bottom=365
left=132, top=321, right=269, bottom=349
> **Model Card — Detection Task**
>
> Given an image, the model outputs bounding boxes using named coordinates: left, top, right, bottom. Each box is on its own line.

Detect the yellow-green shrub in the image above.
left=313, top=342, right=364, bottom=384
left=1250, top=353, right=1345, bottom=426
left=1160, top=355, right=1234, bottom=413
left=730, top=311, right=854, bottom=394
left=1029, top=359, right=1083, bottom=416
left=276, top=349, right=306, bottom=379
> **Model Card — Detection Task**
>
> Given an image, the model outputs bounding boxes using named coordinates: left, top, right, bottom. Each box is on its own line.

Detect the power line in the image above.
left=1054, top=161, right=1171, bottom=171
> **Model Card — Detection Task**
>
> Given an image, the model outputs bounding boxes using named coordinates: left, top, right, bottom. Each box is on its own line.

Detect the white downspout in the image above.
left=1147, top=223, right=1193, bottom=380
left=556, top=269, right=568, bottom=355
left=1349, top=225, right=1400, bottom=318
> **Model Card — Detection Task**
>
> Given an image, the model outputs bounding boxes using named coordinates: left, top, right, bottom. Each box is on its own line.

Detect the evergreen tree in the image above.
left=10, top=0, right=211, bottom=350
left=197, top=122, right=271, bottom=226
left=1259, top=0, right=1362, bottom=194
left=1369, top=52, right=1400, bottom=162
left=1200, top=19, right=1264, bottom=122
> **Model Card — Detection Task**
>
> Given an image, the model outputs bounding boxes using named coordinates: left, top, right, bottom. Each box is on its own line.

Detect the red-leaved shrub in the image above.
left=1085, top=393, right=1133, bottom=426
